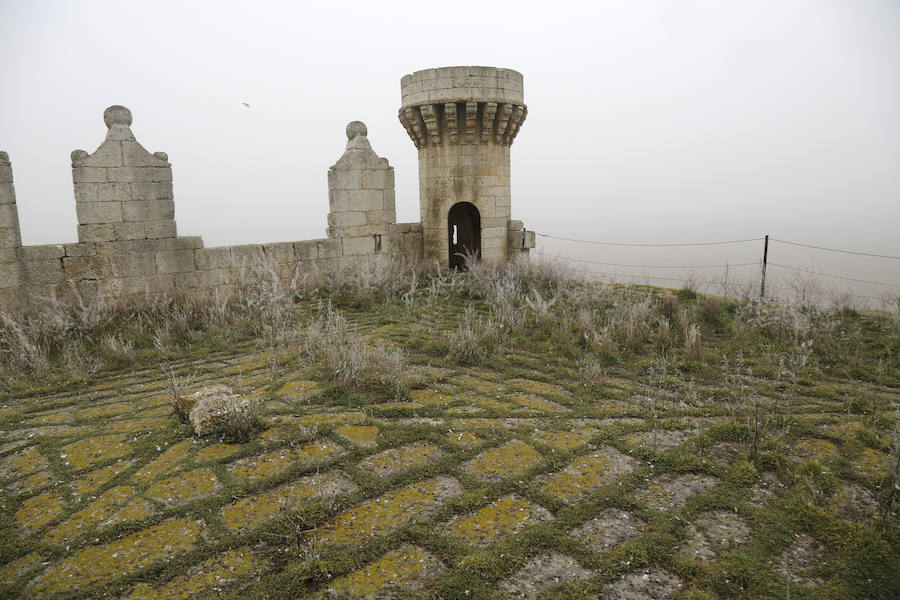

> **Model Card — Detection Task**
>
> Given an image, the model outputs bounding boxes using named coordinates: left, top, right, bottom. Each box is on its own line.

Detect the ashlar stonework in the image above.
left=0, top=66, right=534, bottom=313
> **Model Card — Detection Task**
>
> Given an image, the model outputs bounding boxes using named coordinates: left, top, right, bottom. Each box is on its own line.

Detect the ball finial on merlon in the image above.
left=104, top=105, right=133, bottom=128
left=346, top=121, right=367, bottom=140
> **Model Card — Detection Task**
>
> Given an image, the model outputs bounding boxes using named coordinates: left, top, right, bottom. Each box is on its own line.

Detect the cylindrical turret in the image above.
left=399, top=66, right=526, bottom=269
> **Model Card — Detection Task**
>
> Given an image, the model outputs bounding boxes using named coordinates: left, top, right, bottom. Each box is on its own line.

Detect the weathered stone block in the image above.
left=76, top=201, right=123, bottom=225
left=0, top=262, right=24, bottom=288
left=294, top=240, right=317, bottom=262
left=114, top=222, right=145, bottom=240
left=0, top=248, right=19, bottom=263
left=175, top=269, right=225, bottom=289
left=94, top=241, right=134, bottom=255
left=122, top=142, right=168, bottom=167
left=20, top=245, right=65, bottom=261
left=317, top=239, right=340, bottom=260
left=341, top=236, right=376, bottom=256
left=263, top=242, right=294, bottom=263
left=110, top=253, right=156, bottom=277
left=329, top=190, right=350, bottom=212
left=133, top=239, right=168, bottom=253
left=0, top=225, right=21, bottom=248
left=347, top=189, right=384, bottom=212
left=156, top=249, right=195, bottom=274
left=165, top=236, right=203, bottom=250
left=331, top=170, right=362, bottom=190
left=78, top=224, right=117, bottom=243
left=96, top=183, right=132, bottom=203
left=122, top=199, right=174, bottom=222
left=122, top=273, right=174, bottom=296
left=0, top=183, right=17, bottom=205
left=131, top=182, right=173, bottom=200
left=365, top=211, right=395, bottom=226
left=331, top=211, right=366, bottom=227
left=64, top=243, right=96, bottom=258
left=144, top=220, right=177, bottom=239
left=72, top=167, right=107, bottom=183
left=62, top=255, right=112, bottom=280
left=80, top=142, right=122, bottom=168
left=230, top=245, right=264, bottom=267
left=195, top=247, right=232, bottom=270
left=362, top=169, right=394, bottom=189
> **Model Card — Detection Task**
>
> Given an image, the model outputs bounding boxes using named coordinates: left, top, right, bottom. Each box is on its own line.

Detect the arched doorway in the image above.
left=448, top=202, right=481, bottom=270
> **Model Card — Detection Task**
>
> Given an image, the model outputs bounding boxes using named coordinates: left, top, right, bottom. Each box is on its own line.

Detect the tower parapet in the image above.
left=398, top=66, right=529, bottom=269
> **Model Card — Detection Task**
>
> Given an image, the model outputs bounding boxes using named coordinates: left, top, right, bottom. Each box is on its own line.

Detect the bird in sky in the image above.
left=242, top=102, right=250, bottom=108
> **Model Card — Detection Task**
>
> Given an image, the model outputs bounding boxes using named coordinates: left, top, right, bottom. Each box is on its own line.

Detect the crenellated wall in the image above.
left=0, top=66, right=534, bottom=314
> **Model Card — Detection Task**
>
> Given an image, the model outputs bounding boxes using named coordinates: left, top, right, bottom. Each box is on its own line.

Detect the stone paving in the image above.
left=0, top=340, right=895, bottom=599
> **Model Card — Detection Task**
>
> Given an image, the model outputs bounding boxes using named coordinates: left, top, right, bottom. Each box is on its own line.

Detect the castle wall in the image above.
left=0, top=66, right=533, bottom=314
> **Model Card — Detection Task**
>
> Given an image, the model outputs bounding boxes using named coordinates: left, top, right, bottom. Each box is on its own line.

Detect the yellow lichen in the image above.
left=358, top=442, right=443, bottom=477
left=451, top=374, right=506, bottom=395
left=139, top=404, right=172, bottom=418
left=108, top=417, right=169, bottom=433
left=533, top=429, right=595, bottom=451
left=25, top=410, right=72, bottom=425
left=15, top=492, right=65, bottom=532
left=277, top=379, right=321, bottom=400
left=227, top=440, right=344, bottom=483
left=508, top=379, right=570, bottom=397
left=42, top=485, right=135, bottom=545
left=791, top=438, right=838, bottom=463
left=78, top=402, right=131, bottom=420
left=446, top=431, right=481, bottom=448
left=855, top=448, right=890, bottom=479
left=222, top=471, right=358, bottom=532
left=409, top=388, right=455, bottom=406
left=310, top=545, right=444, bottom=599
left=509, top=393, right=568, bottom=413
left=0, top=446, right=49, bottom=480
left=145, top=467, right=219, bottom=506
left=373, top=401, right=424, bottom=410
left=0, top=552, right=42, bottom=584
left=9, top=470, right=54, bottom=495
left=335, top=425, right=379, bottom=448
left=447, top=495, right=552, bottom=546
left=268, top=412, right=365, bottom=426
left=465, top=440, right=542, bottom=481
left=62, top=434, right=132, bottom=470
left=311, top=476, right=463, bottom=549
left=105, top=497, right=155, bottom=526
left=71, top=459, right=135, bottom=496
left=123, top=547, right=263, bottom=600
left=194, top=443, right=241, bottom=463
left=31, top=518, right=204, bottom=594
left=133, top=440, right=194, bottom=483
left=540, top=448, right=641, bottom=501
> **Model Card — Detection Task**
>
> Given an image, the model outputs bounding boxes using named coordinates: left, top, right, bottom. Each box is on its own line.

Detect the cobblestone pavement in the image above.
left=0, top=320, right=895, bottom=599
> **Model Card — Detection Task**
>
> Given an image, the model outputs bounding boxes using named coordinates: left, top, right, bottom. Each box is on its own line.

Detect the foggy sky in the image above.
left=1, top=1, right=898, bottom=303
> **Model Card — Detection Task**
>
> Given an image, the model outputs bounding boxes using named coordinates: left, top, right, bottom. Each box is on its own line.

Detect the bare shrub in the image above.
left=658, top=293, right=678, bottom=322
left=612, top=293, right=652, bottom=352
left=101, top=334, right=135, bottom=364
left=683, top=323, right=702, bottom=361
left=302, top=305, right=408, bottom=396
left=448, top=305, right=501, bottom=364
left=654, top=316, right=673, bottom=351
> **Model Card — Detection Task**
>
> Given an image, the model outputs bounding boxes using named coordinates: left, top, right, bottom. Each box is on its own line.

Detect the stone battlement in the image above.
left=0, top=66, right=535, bottom=313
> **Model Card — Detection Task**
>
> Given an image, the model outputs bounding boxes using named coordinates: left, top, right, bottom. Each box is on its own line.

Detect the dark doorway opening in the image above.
left=448, top=202, right=481, bottom=270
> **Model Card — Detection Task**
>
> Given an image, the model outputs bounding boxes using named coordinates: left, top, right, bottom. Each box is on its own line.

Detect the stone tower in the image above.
left=399, top=66, right=527, bottom=269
